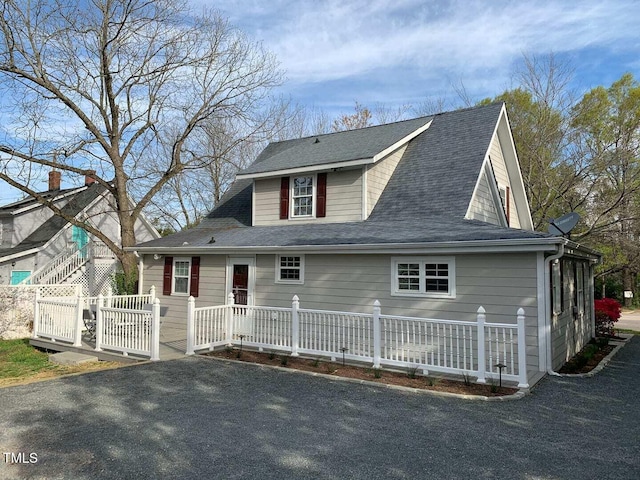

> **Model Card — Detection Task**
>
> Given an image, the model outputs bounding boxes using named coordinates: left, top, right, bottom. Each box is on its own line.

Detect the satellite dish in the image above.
left=548, top=212, right=580, bottom=237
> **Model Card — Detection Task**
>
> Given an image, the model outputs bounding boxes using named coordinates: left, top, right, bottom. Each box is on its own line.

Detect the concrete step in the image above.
left=49, top=351, right=99, bottom=365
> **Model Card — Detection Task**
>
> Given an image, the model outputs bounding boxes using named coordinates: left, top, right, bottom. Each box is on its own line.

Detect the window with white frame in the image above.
left=276, top=255, right=304, bottom=284
left=173, top=257, right=191, bottom=294
left=292, top=176, right=314, bottom=217
left=392, top=257, right=455, bottom=298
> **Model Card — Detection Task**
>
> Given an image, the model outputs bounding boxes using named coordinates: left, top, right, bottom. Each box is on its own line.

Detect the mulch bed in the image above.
left=205, top=348, right=519, bottom=397
left=558, top=341, right=616, bottom=374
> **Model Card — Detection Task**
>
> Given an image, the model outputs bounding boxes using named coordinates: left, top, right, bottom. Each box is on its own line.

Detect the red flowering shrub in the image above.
left=594, top=298, right=621, bottom=337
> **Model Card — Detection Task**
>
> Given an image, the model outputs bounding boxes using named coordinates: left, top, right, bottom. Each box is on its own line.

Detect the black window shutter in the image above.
left=190, top=256, right=200, bottom=297
left=317, top=173, right=327, bottom=218
left=163, top=257, right=173, bottom=296
left=280, top=177, right=290, bottom=219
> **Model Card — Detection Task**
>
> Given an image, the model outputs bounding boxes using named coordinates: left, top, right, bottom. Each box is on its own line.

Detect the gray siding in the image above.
left=550, top=257, right=593, bottom=369
left=144, top=251, right=541, bottom=374
left=254, top=252, right=540, bottom=373
left=253, top=169, right=363, bottom=226
left=489, top=135, right=521, bottom=229
left=467, top=169, right=501, bottom=225
left=366, top=145, right=407, bottom=217
left=142, top=254, right=227, bottom=337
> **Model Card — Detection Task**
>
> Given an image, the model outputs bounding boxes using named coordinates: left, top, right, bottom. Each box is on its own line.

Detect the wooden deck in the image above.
left=30, top=326, right=189, bottom=362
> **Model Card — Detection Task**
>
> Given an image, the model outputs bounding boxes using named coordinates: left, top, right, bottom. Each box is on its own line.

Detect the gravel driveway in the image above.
left=1, top=338, right=639, bottom=480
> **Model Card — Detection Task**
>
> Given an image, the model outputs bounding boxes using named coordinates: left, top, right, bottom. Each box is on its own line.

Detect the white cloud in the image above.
left=202, top=0, right=639, bottom=97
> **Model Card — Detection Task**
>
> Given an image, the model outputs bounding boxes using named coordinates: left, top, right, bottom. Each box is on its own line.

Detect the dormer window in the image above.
left=279, top=173, right=327, bottom=220
left=292, top=176, right=314, bottom=217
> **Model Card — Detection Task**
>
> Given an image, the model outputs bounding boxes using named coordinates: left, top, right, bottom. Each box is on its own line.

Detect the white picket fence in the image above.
left=187, top=294, right=529, bottom=387
left=33, top=289, right=161, bottom=361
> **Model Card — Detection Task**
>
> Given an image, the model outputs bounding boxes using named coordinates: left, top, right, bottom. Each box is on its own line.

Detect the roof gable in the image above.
left=369, top=103, right=504, bottom=222
left=237, top=115, right=432, bottom=178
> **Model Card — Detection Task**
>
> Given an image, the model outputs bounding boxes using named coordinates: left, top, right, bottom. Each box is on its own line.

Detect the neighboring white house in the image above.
left=0, top=171, right=159, bottom=294
left=132, top=102, right=600, bottom=379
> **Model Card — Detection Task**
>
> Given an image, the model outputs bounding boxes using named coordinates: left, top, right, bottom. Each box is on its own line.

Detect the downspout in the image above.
left=544, top=242, right=564, bottom=376
left=133, top=251, right=143, bottom=295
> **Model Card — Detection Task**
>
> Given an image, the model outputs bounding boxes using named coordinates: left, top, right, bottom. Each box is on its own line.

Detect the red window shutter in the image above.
left=317, top=172, right=327, bottom=218
left=280, top=177, right=290, bottom=219
left=190, top=256, right=200, bottom=297
left=506, top=186, right=511, bottom=226
left=163, top=257, right=173, bottom=296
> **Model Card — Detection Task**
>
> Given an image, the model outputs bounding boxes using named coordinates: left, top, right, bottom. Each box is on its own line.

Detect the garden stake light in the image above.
left=340, top=347, right=348, bottom=366
left=495, top=363, right=506, bottom=388
left=238, top=335, right=246, bottom=353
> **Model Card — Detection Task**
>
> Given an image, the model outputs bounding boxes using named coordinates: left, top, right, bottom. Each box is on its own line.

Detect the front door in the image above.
left=10, top=270, right=31, bottom=285
left=232, top=264, right=249, bottom=305
left=227, top=257, right=255, bottom=306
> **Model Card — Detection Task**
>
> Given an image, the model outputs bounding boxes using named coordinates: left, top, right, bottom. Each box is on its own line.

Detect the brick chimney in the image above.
left=85, top=170, right=96, bottom=186
left=48, top=171, right=61, bottom=191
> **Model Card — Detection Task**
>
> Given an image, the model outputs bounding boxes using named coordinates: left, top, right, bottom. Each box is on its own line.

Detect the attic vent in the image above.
left=314, top=138, right=320, bottom=143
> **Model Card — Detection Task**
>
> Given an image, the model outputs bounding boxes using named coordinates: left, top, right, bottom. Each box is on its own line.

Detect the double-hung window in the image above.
left=392, top=257, right=455, bottom=298
left=162, top=256, right=200, bottom=297
left=173, top=257, right=191, bottom=294
left=292, top=176, right=314, bottom=217
left=276, top=255, right=304, bottom=284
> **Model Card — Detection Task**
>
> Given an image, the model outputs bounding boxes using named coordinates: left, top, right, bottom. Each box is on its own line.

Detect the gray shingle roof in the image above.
left=0, top=184, right=107, bottom=259
left=136, top=102, right=555, bottom=251
left=238, top=115, right=432, bottom=176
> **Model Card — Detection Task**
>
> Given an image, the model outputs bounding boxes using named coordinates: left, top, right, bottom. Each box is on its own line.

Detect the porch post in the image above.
left=150, top=299, right=160, bottom=361
left=476, top=306, right=486, bottom=384
left=32, top=289, right=40, bottom=339
left=291, top=295, right=300, bottom=356
left=95, top=294, right=103, bottom=352
left=226, top=292, right=235, bottom=346
left=372, top=300, right=381, bottom=369
left=149, top=285, right=156, bottom=302
left=186, top=296, right=195, bottom=355
left=73, top=294, right=83, bottom=347
left=517, top=308, right=529, bottom=388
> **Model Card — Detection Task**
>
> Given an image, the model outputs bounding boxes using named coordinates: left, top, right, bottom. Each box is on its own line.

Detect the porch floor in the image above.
left=30, top=327, right=188, bottom=363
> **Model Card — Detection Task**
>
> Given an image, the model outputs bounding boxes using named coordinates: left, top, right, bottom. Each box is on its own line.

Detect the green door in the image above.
left=72, top=225, right=89, bottom=258
left=10, top=270, right=31, bottom=285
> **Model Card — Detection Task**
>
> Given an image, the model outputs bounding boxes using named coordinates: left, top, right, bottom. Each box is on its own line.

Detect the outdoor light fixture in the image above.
left=153, top=254, right=161, bottom=260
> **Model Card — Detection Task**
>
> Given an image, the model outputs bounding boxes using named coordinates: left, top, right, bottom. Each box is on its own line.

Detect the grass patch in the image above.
left=0, top=339, right=54, bottom=379
left=0, top=338, right=121, bottom=386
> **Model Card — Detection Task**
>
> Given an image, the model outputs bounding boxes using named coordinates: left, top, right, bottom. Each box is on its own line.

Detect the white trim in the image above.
left=275, top=254, right=305, bottom=284
left=131, top=237, right=579, bottom=257
left=226, top=256, right=256, bottom=306
left=390, top=256, right=456, bottom=299
left=361, top=165, right=368, bottom=220
left=485, top=161, right=508, bottom=227
left=251, top=179, right=256, bottom=226
left=290, top=174, right=316, bottom=219
left=172, top=257, right=191, bottom=295
left=236, top=158, right=373, bottom=180
left=0, top=247, right=40, bottom=263
left=372, top=120, right=432, bottom=162
left=9, top=187, right=89, bottom=216
left=496, top=105, right=534, bottom=230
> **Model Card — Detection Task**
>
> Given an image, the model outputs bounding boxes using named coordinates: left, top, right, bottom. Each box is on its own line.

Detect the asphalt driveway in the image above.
left=1, top=339, right=639, bottom=480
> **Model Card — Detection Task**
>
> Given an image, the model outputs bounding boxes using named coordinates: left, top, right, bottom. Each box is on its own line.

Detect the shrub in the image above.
left=594, top=298, right=621, bottom=337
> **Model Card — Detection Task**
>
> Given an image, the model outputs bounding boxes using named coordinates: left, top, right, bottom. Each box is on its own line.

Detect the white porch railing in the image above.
left=20, top=243, right=88, bottom=286
left=187, top=294, right=529, bottom=388
left=33, top=287, right=160, bottom=361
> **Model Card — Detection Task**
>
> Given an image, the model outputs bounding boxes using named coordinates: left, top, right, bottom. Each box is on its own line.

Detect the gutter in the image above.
left=127, top=237, right=567, bottom=256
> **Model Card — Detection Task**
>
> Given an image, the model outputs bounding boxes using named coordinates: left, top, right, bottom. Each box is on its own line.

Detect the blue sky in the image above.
left=1, top=0, right=638, bottom=204
left=200, top=0, right=639, bottom=113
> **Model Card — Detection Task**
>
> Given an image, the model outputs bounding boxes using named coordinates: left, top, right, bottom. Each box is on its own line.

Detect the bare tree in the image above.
left=0, top=0, right=282, bottom=282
